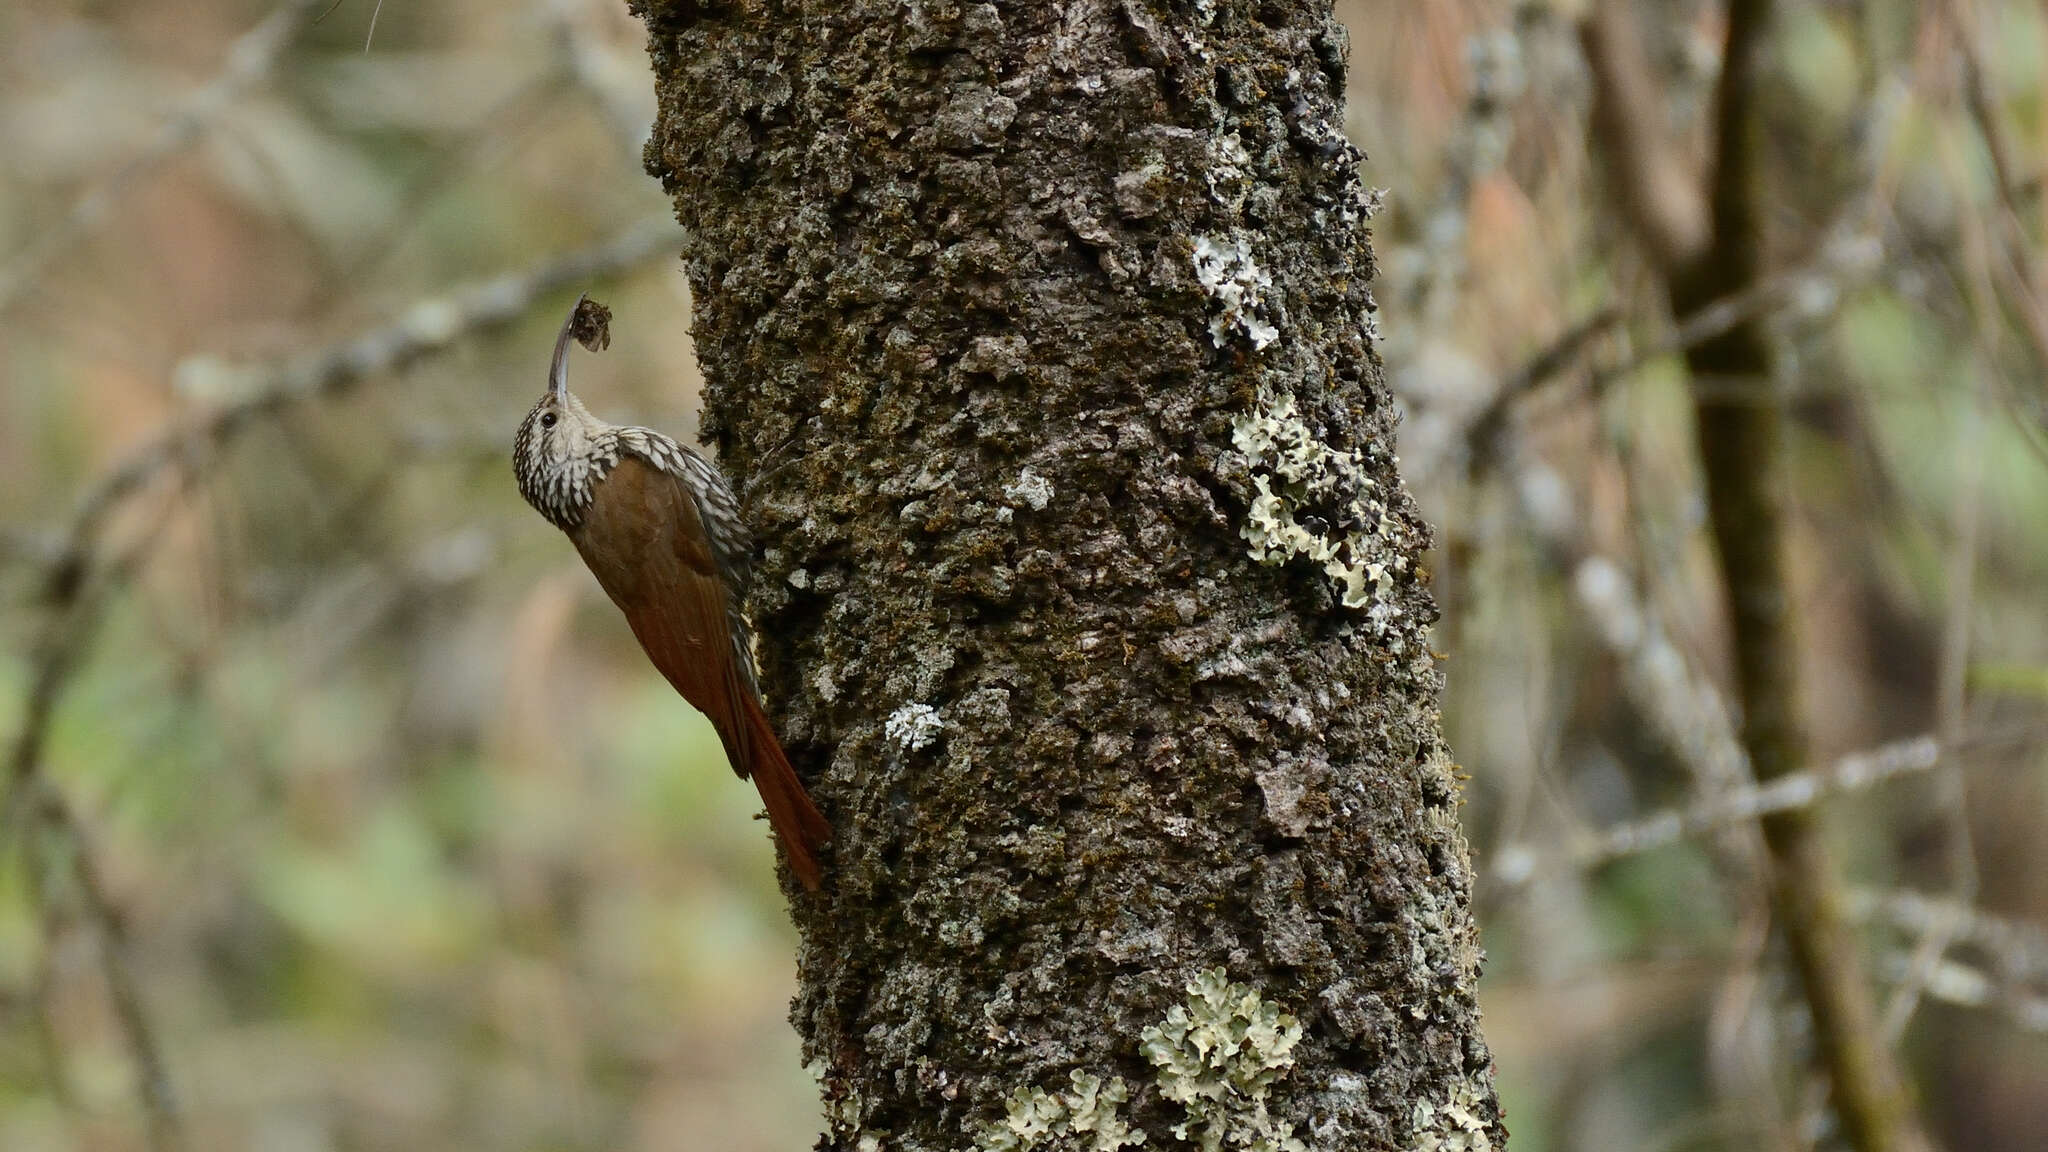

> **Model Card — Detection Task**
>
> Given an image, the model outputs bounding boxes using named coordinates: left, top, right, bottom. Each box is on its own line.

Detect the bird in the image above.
left=512, top=295, right=830, bottom=890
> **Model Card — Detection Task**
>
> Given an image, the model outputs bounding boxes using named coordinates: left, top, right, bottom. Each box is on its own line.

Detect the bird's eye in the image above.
left=541, top=412, right=558, bottom=428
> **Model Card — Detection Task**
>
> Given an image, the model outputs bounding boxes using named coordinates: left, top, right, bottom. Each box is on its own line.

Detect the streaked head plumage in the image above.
left=513, top=295, right=616, bottom=530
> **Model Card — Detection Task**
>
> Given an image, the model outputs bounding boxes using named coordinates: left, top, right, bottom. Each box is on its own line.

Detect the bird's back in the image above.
left=568, top=453, right=830, bottom=887
left=569, top=455, right=748, bottom=770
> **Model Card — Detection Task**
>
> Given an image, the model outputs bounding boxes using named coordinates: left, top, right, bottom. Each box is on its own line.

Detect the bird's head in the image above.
left=514, top=295, right=615, bottom=530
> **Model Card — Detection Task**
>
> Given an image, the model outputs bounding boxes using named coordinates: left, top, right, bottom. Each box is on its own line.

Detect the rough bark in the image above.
left=632, top=2, right=1502, bottom=1149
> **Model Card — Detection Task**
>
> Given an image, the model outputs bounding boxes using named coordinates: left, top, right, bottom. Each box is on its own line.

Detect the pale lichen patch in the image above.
left=978, top=1071, right=1143, bottom=1152
left=1192, top=235, right=1279, bottom=351
left=1231, top=386, right=1414, bottom=639
left=1206, top=133, right=1252, bottom=214
left=976, top=971, right=1308, bottom=1152
left=1004, top=468, right=1056, bottom=511
left=1408, top=1075, right=1496, bottom=1152
left=813, top=1059, right=866, bottom=1143
left=812, top=665, right=842, bottom=703
left=885, top=703, right=945, bottom=751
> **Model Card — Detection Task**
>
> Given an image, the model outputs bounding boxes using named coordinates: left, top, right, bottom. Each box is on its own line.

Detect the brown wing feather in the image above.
left=569, top=457, right=828, bottom=889
left=572, top=458, right=739, bottom=757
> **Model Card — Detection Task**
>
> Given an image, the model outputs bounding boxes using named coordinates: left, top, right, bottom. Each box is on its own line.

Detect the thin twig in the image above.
left=1552, top=487, right=1791, bottom=1147
left=1489, top=735, right=1942, bottom=887
left=1461, top=308, right=1624, bottom=470
left=36, top=787, right=187, bottom=1151
left=1857, top=889, right=2048, bottom=988
left=1880, top=111, right=1997, bottom=1041
left=1862, top=889, right=2048, bottom=1033
left=295, top=72, right=573, bottom=318
left=37, top=214, right=680, bottom=602
left=9, top=217, right=678, bottom=812
left=0, top=0, right=331, bottom=315
left=1941, top=0, right=2048, bottom=373
left=8, top=510, right=188, bottom=1150
left=1466, top=237, right=1883, bottom=482
left=1579, top=0, right=1709, bottom=269
left=1490, top=723, right=2047, bottom=891
left=1597, top=0, right=1928, bottom=1143
left=1875, top=952, right=2048, bottom=1035
left=1502, top=464, right=1767, bottom=869
left=543, top=0, right=658, bottom=148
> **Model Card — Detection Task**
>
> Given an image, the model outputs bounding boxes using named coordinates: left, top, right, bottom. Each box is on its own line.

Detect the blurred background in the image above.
left=0, top=1, right=2041, bottom=1150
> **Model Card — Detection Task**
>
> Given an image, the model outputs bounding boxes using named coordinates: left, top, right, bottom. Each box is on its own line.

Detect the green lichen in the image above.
left=1231, top=387, right=1412, bottom=642
left=1408, top=1075, right=1495, bottom=1152
left=977, top=971, right=1307, bottom=1152
left=980, top=1070, right=1143, bottom=1152
left=1138, top=969, right=1308, bottom=1152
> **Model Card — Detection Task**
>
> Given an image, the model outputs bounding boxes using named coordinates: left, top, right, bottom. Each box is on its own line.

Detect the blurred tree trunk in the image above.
left=1583, top=1, right=1926, bottom=1149
left=631, top=2, right=1503, bottom=1149
left=1673, top=2, right=1922, bottom=1146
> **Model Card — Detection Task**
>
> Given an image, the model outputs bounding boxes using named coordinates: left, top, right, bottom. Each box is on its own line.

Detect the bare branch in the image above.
left=1459, top=308, right=1623, bottom=471
left=41, top=213, right=680, bottom=603
left=31, top=787, right=187, bottom=1152
left=1881, top=338, right=1990, bottom=1042
left=1579, top=0, right=1710, bottom=272
left=1464, top=230, right=1883, bottom=483
left=1940, top=0, right=2048, bottom=372
left=1882, top=953, right=2048, bottom=1034
left=1860, top=889, right=2048, bottom=1035
left=7, top=513, right=188, bottom=1150
left=1658, top=1, right=1928, bottom=1144
left=1858, top=889, right=2048, bottom=989
left=1490, top=735, right=1942, bottom=888
left=0, top=0, right=331, bottom=315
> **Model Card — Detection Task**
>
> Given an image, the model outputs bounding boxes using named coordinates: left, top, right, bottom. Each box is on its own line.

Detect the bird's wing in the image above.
left=619, top=433, right=762, bottom=694
left=572, top=455, right=753, bottom=780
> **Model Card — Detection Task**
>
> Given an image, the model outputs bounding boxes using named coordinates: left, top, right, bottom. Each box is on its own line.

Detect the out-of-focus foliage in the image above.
left=0, top=1, right=2042, bottom=1151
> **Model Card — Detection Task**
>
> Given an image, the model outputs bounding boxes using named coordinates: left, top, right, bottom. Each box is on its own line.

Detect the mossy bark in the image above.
left=631, top=1, right=1502, bottom=1148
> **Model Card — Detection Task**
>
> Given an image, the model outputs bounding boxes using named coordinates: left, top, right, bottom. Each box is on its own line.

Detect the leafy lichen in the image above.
left=1192, top=235, right=1280, bottom=351
left=1408, top=1075, right=1496, bottom=1152
left=885, top=702, right=945, bottom=752
left=813, top=1058, right=866, bottom=1143
left=1231, top=387, right=1413, bottom=639
left=1138, top=969, right=1308, bottom=1152
left=976, top=971, right=1307, bottom=1152
left=1004, top=468, right=1056, bottom=511
left=979, top=1071, right=1144, bottom=1152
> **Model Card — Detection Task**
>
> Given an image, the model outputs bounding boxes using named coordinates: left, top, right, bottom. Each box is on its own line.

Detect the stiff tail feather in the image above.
left=736, top=693, right=831, bottom=891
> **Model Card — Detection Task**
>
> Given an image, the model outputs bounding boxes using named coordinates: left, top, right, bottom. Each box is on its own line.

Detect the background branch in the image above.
left=0, top=0, right=330, bottom=316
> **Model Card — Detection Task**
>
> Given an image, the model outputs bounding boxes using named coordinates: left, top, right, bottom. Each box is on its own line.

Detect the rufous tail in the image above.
left=736, top=693, right=831, bottom=891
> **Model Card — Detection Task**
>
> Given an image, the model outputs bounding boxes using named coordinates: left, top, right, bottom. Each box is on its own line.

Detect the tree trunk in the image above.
left=1672, top=3, right=1922, bottom=1148
left=631, top=2, right=1503, bottom=1149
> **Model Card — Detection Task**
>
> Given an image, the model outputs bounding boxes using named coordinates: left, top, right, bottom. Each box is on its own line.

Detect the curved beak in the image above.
left=549, top=293, right=586, bottom=401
